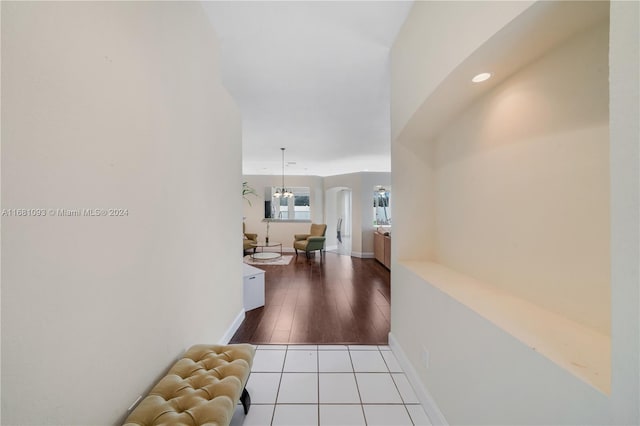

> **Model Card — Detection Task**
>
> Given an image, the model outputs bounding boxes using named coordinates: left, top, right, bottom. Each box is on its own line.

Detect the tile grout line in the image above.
left=270, top=346, right=288, bottom=426
left=378, top=346, right=415, bottom=426
left=348, top=347, right=368, bottom=426
left=254, top=402, right=407, bottom=406
left=253, top=345, right=417, bottom=425
left=382, top=348, right=416, bottom=426
left=254, top=402, right=408, bottom=406
left=317, top=347, right=320, bottom=426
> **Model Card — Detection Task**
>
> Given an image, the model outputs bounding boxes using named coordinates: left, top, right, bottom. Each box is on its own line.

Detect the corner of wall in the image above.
left=609, top=1, right=640, bottom=423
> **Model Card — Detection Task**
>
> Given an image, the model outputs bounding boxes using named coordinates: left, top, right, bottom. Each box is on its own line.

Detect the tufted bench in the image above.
left=124, top=343, right=255, bottom=426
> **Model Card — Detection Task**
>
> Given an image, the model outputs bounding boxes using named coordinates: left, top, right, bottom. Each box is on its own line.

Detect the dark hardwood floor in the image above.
left=231, top=252, right=391, bottom=345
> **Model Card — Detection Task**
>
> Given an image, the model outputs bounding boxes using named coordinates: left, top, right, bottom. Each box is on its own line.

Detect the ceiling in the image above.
left=202, top=1, right=413, bottom=177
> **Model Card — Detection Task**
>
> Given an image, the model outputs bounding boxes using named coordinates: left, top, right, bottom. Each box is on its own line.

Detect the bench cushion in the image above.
left=124, top=344, right=255, bottom=426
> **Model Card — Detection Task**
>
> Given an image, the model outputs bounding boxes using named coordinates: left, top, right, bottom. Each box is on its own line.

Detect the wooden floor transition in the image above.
left=231, top=252, right=391, bottom=345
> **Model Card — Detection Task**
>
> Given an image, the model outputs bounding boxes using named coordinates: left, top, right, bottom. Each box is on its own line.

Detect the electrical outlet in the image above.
left=420, top=346, right=430, bottom=369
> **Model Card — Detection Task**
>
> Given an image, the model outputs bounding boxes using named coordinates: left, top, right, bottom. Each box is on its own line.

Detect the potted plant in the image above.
left=242, top=181, right=257, bottom=206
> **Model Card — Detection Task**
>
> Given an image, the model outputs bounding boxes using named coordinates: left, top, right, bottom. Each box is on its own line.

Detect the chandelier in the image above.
left=274, top=147, right=293, bottom=198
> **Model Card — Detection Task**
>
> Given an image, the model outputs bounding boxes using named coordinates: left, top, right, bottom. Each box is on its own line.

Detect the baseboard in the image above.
left=388, top=332, right=448, bottom=426
left=351, top=251, right=375, bottom=258
left=218, top=309, right=246, bottom=344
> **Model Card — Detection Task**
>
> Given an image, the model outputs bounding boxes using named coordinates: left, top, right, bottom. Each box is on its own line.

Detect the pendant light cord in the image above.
left=281, top=147, right=286, bottom=191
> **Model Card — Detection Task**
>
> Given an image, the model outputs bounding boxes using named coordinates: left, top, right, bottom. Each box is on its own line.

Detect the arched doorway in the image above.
left=325, top=186, right=352, bottom=256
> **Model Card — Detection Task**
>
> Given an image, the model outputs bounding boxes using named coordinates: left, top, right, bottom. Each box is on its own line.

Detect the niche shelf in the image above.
left=393, top=0, right=611, bottom=396
left=400, top=260, right=610, bottom=394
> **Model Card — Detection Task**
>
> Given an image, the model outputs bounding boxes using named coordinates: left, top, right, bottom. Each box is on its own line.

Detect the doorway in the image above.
left=325, top=187, right=352, bottom=256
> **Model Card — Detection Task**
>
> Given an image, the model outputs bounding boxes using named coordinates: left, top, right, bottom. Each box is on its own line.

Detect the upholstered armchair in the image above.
left=243, top=222, right=258, bottom=254
left=293, top=223, right=327, bottom=259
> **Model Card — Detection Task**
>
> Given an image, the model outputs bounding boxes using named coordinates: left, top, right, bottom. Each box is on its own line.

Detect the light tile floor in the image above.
left=230, top=345, right=432, bottom=426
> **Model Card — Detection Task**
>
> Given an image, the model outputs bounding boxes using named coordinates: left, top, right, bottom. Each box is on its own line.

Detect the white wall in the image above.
left=391, top=0, right=533, bottom=262
left=1, top=3, right=243, bottom=424
left=433, top=22, right=610, bottom=333
left=391, top=0, right=533, bottom=140
left=391, top=141, right=435, bottom=261
left=393, top=265, right=611, bottom=425
left=609, top=1, right=640, bottom=423
left=242, top=173, right=390, bottom=256
left=242, top=175, right=324, bottom=249
left=324, top=172, right=391, bottom=256
left=391, top=0, right=639, bottom=424
left=324, top=187, right=343, bottom=249
left=324, top=174, right=363, bottom=254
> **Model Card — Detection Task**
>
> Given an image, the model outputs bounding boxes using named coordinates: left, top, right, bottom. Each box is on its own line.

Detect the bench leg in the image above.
left=240, top=387, right=251, bottom=415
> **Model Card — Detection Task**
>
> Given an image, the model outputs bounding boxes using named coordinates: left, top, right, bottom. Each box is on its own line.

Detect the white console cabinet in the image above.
left=242, top=264, right=265, bottom=311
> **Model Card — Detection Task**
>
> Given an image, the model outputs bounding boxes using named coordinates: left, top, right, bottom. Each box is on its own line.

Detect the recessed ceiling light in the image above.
left=472, top=72, right=491, bottom=83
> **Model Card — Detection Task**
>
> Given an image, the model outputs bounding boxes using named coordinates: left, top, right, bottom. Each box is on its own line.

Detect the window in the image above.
left=373, top=186, right=391, bottom=226
left=266, top=187, right=311, bottom=221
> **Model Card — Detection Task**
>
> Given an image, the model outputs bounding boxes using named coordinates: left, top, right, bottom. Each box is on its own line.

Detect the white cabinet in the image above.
left=242, top=264, right=265, bottom=311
